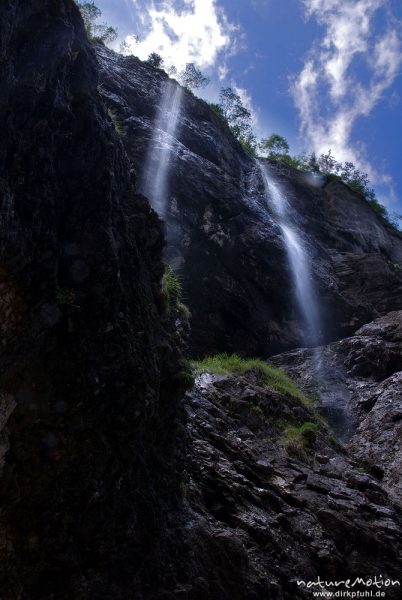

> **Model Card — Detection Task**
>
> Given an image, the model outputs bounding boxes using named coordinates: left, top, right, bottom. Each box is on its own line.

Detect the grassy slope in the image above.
left=193, top=353, right=312, bottom=407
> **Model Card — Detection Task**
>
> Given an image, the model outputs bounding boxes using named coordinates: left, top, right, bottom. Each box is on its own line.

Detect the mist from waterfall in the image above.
left=259, top=162, right=320, bottom=347
left=141, top=80, right=183, bottom=218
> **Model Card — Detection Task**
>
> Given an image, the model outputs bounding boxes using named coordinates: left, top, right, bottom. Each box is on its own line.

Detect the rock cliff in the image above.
left=0, top=0, right=186, bottom=596
left=96, top=45, right=402, bottom=357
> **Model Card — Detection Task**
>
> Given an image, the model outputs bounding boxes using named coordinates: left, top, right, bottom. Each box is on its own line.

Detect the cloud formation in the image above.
left=124, top=0, right=236, bottom=71
left=292, top=0, right=402, bottom=190
left=233, top=83, right=261, bottom=132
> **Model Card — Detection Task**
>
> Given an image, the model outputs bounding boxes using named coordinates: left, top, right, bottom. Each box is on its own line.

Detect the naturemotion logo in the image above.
left=296, top=575, right=400, bottom=598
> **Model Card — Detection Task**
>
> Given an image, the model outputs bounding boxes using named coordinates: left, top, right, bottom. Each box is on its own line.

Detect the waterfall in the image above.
left=260, top=162, right=355, bottom=440
left=141, top=80, right=183, bottom=218
left=259, top=162, right=320, bottom=346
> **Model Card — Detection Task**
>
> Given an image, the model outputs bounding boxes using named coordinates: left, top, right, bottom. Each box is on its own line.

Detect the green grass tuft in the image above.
left=162, top=266, right=182, bottom=312
left=193, top=353, right=312, bottom=407
left=282, top=422, right=318, bottom=444
left=160, top=266, right=191, bottom=321
left=281, top=421, right=318, bottom=460
left=249, top=404, right=265, bottom=419
left=177, top=301, right=191, bottom=320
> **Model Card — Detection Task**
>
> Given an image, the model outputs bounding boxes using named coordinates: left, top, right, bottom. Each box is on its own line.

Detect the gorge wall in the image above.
left=0, top=0, right=187, bottom=596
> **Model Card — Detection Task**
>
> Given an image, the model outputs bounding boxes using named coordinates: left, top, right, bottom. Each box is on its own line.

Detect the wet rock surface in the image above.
left=271, top=311, right=402, bottom=505
left=96, top=45, right=402, bottom=357
left=177, top=371, right=402, bottom=599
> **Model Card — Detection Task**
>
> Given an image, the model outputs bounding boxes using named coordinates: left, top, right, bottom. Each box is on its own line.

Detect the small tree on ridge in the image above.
left=76, top=1, right=117, bottom=44
left=147, top=52, right=164, bottom=68
left=179, top=63, right=209, bottom=90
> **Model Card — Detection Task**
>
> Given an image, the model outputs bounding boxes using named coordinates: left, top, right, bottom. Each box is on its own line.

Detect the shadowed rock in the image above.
left=0, top=1, right=186, bottom=597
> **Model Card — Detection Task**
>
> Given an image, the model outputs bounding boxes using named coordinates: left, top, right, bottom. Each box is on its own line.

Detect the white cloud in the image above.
left=233, top=84, right=259, bottom=127
left=292, top=0, right=402, bottom=198
left=218, top=63, right=229, bottom=80
left=124, top=0, right=236, bottom=72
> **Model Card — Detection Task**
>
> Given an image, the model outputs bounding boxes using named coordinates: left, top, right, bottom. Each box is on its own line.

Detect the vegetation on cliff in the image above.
left=161, top=265, right=191, bottom=320
left=193, top=353, right=311, bottom=405
left=75, top=1, right=117, bottom=43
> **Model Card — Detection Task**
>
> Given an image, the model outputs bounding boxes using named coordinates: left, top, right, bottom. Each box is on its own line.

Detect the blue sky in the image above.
left=95, top=0, right=402, bottom=216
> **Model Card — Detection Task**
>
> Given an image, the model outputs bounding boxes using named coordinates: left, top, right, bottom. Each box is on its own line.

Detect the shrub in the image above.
left=162, top=266, right=181, bottom=310
left=172, top=370, right=195, bottom=391
left=367, top=198, right=387, bottom=219
left=264, top=145, right=395, bottom=228
left=208, top=102, right=225, bottom=120
left=177, top=301, right=191, bottom=320
left=271, top=153, right=303, bottom=169
left=161, top=266, right=190, bottom=319
left=283, top=439, right=308, bottom=462
left=146, top=52, right=164, bottom=69
left=239, top=134, right=257, bottom=157
left=93, top=26, right=118, bottom=45
left=306, top=150, right=380, bottom=205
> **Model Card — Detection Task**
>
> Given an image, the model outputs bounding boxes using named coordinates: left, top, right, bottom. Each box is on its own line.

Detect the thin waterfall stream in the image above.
left=141, top=80, right=183, bottom=218
left=260, top=162, right=353, bottom=440
left=259, top=161, right=320, bottom=347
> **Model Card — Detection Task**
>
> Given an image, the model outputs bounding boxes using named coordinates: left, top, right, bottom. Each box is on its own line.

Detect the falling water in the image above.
left=141, top=80, right=183, bottom=218
left=260, top=162, right=354, bottom=440
left=259, top=162, right=320, bottom=346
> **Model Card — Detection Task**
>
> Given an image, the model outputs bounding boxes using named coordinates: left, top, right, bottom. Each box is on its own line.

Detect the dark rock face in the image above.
left=96, top=46, right=402, bottom=357
left=177, top=372, right=402, bottom=599
left=271, top=311, right=402, bottom=506
left=0, top=1, right=185, bottom=597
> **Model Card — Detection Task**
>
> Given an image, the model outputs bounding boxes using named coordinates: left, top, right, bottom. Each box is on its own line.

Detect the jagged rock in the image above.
left=349, top=371, right=402, bottom=505
left=96, top=45, right=402, bottom=357
left=179, top=372, right=402, bottom=599
left=271, top=311, right=402, bottom=506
